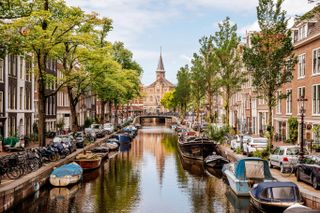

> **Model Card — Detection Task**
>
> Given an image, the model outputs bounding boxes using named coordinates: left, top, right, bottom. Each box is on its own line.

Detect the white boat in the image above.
left=284, top=204, right=319, bottom=213
left=50, top=163, right=83, bottom=187
left=222, top=157, right=275, bottom=196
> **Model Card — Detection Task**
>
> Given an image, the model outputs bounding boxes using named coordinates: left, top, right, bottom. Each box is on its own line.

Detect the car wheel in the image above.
left=296, top=169, right=301, bottom=182
left=312, top=176, right=319, bottom=189
left=269, top=160, right=273, bottom=168
left=280, top=164, right=285, bottom=173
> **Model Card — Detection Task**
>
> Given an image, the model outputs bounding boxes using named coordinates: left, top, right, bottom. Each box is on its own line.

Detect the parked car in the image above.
left=243, top=137, right=268, bottom=155
left=296, top=155, right=320, bottom=189
left=269, top=146, right=309, bottom=173
left=90, top=124, right=105, bottom=138
left=103, top=123, right=114, bottom=134
left=53, top=135, right=77, bottom=153
left=230, top=135, right=252, bottom=150
left=74, top=132, right=85, bottom=148
left=84, top=128, right=96, bottom=141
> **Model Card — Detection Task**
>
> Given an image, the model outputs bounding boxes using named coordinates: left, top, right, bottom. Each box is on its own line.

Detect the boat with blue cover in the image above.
left=222, top=157, right=275, bottom=196
left=111, top=134, right=132, bottom=144
left=250, top=182, right=304, bottom=212
left=50, top=163, right=83, bottom=187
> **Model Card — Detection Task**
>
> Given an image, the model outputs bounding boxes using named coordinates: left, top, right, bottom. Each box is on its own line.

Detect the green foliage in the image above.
left=174, top=65, right=191, bottom=117
left=287, top=116, right=298, bottom=144
left=235, top=147, right=242, bottom=154
left=206, top=124, right=229, bottom=144
left=84, top=117, right=95, bottom=128
left=312, top=125, right=320, bottom=142
left=160, top=90, right=176, bottom=110
left=243, top=0, right=297, bottom=148
left=252, top=148, right=270, bottom=160
left=212, top=17, right=247, bottom=125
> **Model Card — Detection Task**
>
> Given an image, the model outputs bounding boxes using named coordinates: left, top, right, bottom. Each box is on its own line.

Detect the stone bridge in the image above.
left=133, top=114, right=180, bottom=126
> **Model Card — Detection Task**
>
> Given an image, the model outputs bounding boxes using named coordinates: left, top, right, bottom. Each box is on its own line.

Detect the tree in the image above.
left=0, top=0, right=96, bottom=146
left=243, top=0, right=297, bottom=149
left=213, top=17, right=247, bottom=126
left=0, top=0, right=33, bottom=19
left=198, top=36, right=220, bottom=123
left=174, top=65, right=191, bottom=118
left=190, top=54, right=206, bottom=122
left=160, top=90, right=176, bottom=111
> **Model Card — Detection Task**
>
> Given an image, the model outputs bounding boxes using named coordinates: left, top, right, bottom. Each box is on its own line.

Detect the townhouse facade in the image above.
left=2, top=54, right=34, bottom=138
left=274, top=9, right=320, bottom=143
left=56, top=69, right=71, bottom=131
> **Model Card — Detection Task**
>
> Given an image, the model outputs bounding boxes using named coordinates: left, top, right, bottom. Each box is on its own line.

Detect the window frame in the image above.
left=286, top=89, right=292, bottom=115
left=298, top=53, right=306, bottom=79
left=312, top=48, right=320, bottom=75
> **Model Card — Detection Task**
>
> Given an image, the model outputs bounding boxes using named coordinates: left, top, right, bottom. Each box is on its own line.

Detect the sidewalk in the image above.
left=217, top=144, right=320, bottom=210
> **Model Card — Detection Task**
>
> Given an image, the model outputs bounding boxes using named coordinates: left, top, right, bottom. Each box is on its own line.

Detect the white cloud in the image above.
left=238, top=21, right=260, bottom=36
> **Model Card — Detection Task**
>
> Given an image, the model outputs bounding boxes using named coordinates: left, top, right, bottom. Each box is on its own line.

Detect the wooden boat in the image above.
left=283, top=203, right=319, bottom=213
left=75, top=151, right=102, bottom=170
left=104, top=140, right=119, bottom=151
left=222, top=157, right=275, bottom=196
left=90, top=146, right=109, bottom=159
left=50, top=163, right=83, bottom=187
left=204, top=152, right=229, bottom=169
left=250, top=182, right=304, bottom=212
left=178, top=136, right=216, bottom=161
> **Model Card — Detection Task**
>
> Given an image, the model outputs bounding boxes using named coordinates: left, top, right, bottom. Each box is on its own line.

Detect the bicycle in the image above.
left=279, top=162, right=296, bottom=177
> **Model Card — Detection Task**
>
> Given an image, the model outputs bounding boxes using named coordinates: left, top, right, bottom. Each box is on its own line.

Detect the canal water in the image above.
left=8, top=126, right=252, bottom=213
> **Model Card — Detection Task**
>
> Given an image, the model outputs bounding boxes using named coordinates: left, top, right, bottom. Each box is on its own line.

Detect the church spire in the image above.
left=157, top=47, right=165, bottom=71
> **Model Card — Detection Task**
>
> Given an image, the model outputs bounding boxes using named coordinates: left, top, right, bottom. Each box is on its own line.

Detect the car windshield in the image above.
left=287, top=147, right=308, bottom=155
left=53, top=137, right=62, bottom=143
left=92, top=125, right=100, bottom=129
left=304, top=156, right=320, bottom=165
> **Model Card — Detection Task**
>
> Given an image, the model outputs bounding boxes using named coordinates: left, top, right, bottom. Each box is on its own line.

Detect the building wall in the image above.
left=4, top=55, right=34, bottom=137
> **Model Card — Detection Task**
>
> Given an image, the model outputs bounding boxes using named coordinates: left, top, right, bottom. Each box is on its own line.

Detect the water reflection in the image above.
left=8, top=126, right=254, bottom=213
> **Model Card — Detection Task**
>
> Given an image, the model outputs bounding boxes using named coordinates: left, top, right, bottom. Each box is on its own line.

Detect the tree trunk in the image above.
left=67, top=86, right=78, bottom=131
left=268, top=95, right=274, bottom=151
left=37, top=54, right=47, bottom=147
left=225, top=87, right=230, bottom=127
left=196, top=101, right=200, bottom=123
left=101, top=101, right=106, bottom=124
left=108, top=101, right=112, bottom=122
left=114, top=102, right=118, bottom=126
left=208, top=91, right=213, bottom=123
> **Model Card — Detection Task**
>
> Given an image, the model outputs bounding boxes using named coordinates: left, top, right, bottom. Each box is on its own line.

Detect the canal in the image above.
left=8, top=126, right=252, bottom=213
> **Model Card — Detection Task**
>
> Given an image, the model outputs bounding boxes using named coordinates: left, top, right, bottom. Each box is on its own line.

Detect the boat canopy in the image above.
left=251, top=182, right=301, bottom=203
left=235, top=157, right=273, bottom=180
left=51, top=163, right=83, bottom=177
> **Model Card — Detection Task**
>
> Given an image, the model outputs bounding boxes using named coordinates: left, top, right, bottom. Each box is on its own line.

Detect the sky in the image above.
left=65, top=0, right=316, bottom=86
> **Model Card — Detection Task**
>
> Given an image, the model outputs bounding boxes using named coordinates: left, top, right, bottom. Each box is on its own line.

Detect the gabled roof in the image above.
left=145, top=77, right=175, bottom=88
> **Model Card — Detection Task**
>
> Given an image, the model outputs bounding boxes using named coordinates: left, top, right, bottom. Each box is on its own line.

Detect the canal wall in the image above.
left=217, top=144, right=320, bottom=210
left=0, top=135, right=114, bottom=212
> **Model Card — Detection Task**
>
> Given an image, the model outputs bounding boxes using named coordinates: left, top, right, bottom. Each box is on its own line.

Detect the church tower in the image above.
left=156, top=49, right=165, bottom=80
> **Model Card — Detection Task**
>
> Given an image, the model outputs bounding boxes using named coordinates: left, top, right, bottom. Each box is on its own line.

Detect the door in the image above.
left=270, top=148, right=280, bottom=166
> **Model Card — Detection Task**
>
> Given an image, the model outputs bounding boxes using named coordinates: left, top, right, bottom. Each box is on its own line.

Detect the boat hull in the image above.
left=224, top=170, right=274, bottom=196
left=75, top=159, right=101, bottom=170
left=206, top=159, right=229, bottom=169
left=178, top=141, right=216, bottom=161
left=250, top=192, right=303, bottom=213
left=50, top=174, right=82, bottom=187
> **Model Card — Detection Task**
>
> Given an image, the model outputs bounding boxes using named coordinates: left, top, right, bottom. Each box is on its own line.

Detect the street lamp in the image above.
left=298, top=96, right=308, bottom=162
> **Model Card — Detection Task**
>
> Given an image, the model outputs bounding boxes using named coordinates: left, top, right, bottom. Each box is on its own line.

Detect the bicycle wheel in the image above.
left=6, top=166, right=22, bottom=179
left=280, top=163, right=294, bottom=177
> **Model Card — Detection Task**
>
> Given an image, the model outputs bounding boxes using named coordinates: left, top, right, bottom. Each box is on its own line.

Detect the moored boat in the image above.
left=75, top=151, right=102, bottom=170
left=222, top=157, right=275, bottom=196
left=50, top=163, right=83, bottom=187
left=250, top=182, right=304, bottom=212
left=104, top=139, right=119, bottom=151
left=91, top=146, right=109, bottom=159
left=205, top=152, right=229, bottom=169
left=283, top=203, right=319, bottom=213
left=178, top=136, right=216, bottom=161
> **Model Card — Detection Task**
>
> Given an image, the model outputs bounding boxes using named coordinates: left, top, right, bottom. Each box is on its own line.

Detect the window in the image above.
left=9, top=55, right=17, bottom=77
left=298, top=87, right=305, bottom=114
left=20, top=56, right=23, bottom=79
left=0, top=92, right=3, bottom=113
left=19, top=87, right=23, bottom=110
left=0, top=59, right=3, bottom=82
left=313, top=84, right=320, bottom=115
left=9, top=84, right=17, bottom=109
left=298, top=54, right=305, bottom=78
left=313, top=48, right=320, bottom=74
left=276, top=91, right=281, bottom=114
left=286, top=89, right=292, bottom=114
left=298, top=24, right=308, bottom=41
left=25, top=56, right=32, bottom=81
